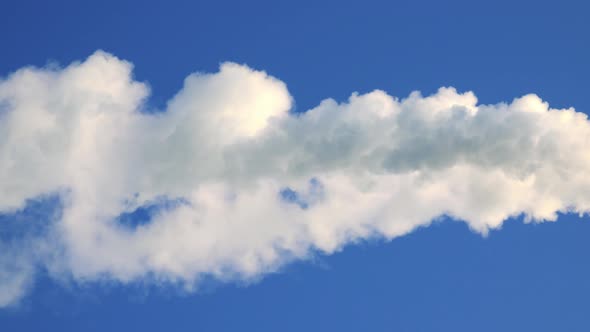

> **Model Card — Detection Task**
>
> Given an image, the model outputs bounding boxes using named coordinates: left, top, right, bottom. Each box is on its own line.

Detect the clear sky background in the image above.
left=1, top=0, right=589, bottom=331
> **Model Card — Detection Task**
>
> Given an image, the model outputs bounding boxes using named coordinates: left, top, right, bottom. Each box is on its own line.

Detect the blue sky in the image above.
left=1, top=0, right=589, bottom=331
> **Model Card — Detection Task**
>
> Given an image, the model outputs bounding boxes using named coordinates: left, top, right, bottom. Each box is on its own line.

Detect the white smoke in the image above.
left=0, top=51, right=589, bottom=306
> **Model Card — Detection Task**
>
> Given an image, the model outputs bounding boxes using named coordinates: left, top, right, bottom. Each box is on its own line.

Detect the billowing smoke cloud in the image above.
left=0, top=51, right=589, bottom=306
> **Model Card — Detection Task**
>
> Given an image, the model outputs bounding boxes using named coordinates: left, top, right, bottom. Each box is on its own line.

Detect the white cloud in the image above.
left=0, top=51, right=589, bottom=306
